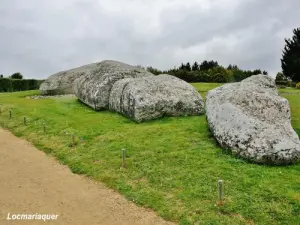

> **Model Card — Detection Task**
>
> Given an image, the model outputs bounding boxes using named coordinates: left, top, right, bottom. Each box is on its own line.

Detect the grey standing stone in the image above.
left=206, top=74, right=300, bottom=165
left=40, top=62, right=99, bottom=95
left=109, top=74, right=204, bottom=122
left=73, top=60, right=153, bottom=110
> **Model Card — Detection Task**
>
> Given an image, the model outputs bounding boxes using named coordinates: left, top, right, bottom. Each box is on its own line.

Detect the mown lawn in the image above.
left=0, top=84, right=299, bottom=225
left=278, top=87, right=300, bottom=94
left=190, top=83, right=222, bottom=93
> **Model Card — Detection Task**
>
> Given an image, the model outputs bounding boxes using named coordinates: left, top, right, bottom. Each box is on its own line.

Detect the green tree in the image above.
left=10, top=72, right=23, bottom=79
left=0, top=74, right=3, bottom=78
left=281, top=27, right=300, bottom=82
left=253, top=69, right=262, bottom=75
left=178, top=62, right=191, bottom=71
left=200, top=60, right=218, bottom=71
left=227, top=64, right=239, bottom=70
left=185, top=62, right=191, bottom=71
left=147, top=66, right=162, bottom=75
left=275, top=72, right=287, bottom=82
left=192, top=62, right=199, bottom=71
left=206, top=66, right=233, bottom=83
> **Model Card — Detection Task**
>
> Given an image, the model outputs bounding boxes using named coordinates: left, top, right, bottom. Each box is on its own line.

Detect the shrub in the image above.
left=276, top=80, right=297, bottom=88
left=232, top=69, right=248, bottom=82
left=0, top=78, right=13, bottom=92
left=290, top=82, right=297, bottom=87
left=296, top=82, right=300, bottom=89
left=206, top=66, right=234, bottom=83
left=276, top=81, right=289, bottom=86
left=11, top=79, right=29, bottom=91
left=0, top=78, right=43, bottom=92
left=278, top=85, right=287, bottom=89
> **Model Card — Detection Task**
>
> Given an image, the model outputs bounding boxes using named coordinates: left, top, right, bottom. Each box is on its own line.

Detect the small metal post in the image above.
left=122, top=148, right=126, bottom=168
left=218, top=180, right=224, bottom=203
left=43, top=123, right=46, bottom=134
left=24, top=117, right=27, bottom=126
left=9, top=110, right=12, bottom=119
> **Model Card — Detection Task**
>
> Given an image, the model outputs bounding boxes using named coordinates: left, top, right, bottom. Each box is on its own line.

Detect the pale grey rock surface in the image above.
left=40, top=63, right=98, bottom=95
left=73, top=60, right=153, bottom=110
left=206, top=74, right=300, bottom=165
left=109, top=74, right=204, bottom=122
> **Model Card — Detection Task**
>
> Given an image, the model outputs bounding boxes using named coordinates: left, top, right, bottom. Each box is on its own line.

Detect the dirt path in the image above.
left=0, top=129, right=175, bottom=225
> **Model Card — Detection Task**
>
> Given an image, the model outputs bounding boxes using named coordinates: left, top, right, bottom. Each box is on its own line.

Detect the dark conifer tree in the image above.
left=281, top=28, right=300, bottom=82
left=192, top=62, right=199, bottom=71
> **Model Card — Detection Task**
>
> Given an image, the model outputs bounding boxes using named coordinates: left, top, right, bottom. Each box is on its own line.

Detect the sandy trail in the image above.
left=0, top=128, right=175, bottom=225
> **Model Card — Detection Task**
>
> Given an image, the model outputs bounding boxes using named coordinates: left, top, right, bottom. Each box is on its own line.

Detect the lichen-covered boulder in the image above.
left=73, top=60, right=153, bottom=110
left=109, top=74, right=204, bottom=122
left=40, top=62, right=99, bottom=95
left=206, top=74, right=300, bottom=165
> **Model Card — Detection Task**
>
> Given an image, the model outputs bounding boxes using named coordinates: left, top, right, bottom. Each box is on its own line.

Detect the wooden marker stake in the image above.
left=72, top=133, right=75, bottom=148
left=122, top=148, right=126, bottom=168
left=218, top=180, right=224, bottom=204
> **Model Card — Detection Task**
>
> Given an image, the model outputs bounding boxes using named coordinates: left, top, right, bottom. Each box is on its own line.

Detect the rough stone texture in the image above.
left=73, top=60, right=154, bottom=110
left=109, top=74, right=204, bottom=122
left=40, top=63, right=98, bottom=95
left=206, top=74, right=300, bottom=165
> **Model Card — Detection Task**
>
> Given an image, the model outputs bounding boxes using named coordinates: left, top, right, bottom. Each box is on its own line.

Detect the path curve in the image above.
left=0, top=129, right=175, bottom=225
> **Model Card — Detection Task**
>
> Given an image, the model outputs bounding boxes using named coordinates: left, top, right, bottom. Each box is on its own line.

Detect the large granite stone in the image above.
left=73, top=60, right=153, bottom=110
left=206, top=74, right=300, bottom=165
left=40, top=63, right=98, bottom=95
left=109, top=74, right=204, bottom=122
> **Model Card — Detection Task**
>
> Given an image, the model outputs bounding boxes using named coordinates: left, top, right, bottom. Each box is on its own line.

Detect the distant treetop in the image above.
left=10, top=72, right=23, bottom=79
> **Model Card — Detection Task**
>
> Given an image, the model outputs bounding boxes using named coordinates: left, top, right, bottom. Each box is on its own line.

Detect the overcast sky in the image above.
left=0, top=0, right=299, bottom=79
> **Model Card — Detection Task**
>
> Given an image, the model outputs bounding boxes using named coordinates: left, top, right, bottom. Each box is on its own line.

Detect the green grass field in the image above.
left=0, top=83, right=299, bottom=225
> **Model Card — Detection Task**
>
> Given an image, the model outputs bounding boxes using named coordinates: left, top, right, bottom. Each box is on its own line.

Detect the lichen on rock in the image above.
left=206, top=74, right=300, bottom=165
left=73, top=60, right=154, bottom=110
left=109, top=74, right=204, bottom=122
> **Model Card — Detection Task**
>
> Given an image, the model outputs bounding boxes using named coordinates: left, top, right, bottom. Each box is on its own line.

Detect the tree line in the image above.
left=0, top=72, right=44, bottom=92
left=145, top=60, right=268, bottom=83
left=144, top=27, right=300, bottom=85
left=0, top=72, right=23, bottom=79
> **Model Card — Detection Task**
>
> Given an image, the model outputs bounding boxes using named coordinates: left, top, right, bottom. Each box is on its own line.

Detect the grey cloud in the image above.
left=153, top=0, right=300, bottom=74
left=0, top=0, right=299, bottom=79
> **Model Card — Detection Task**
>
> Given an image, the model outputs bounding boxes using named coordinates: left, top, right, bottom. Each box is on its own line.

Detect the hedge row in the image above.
left=275, top=80, right=297, bottom=87
left=0, top=78, right=44, bottom=92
